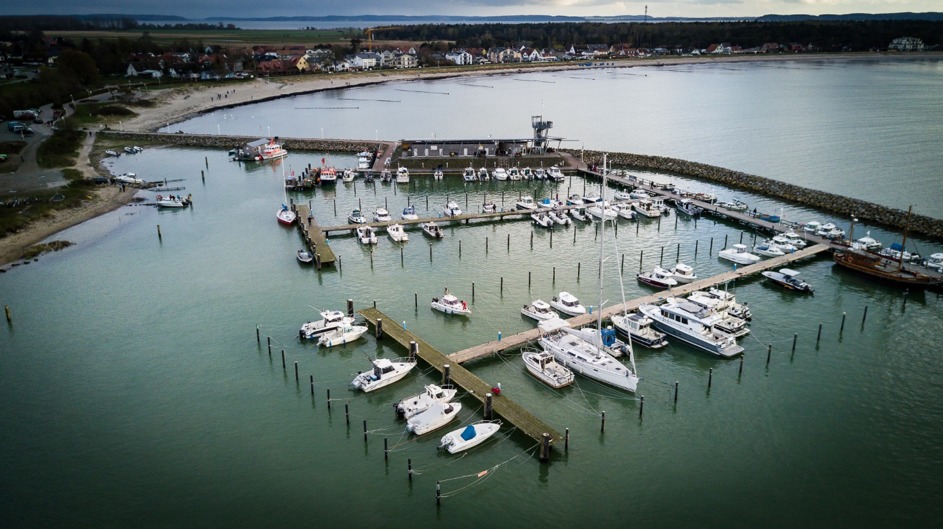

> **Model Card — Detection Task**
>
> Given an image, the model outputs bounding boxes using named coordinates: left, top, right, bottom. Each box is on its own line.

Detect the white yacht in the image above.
left=680, top=295, right=751, bottom=337
left=769, top=235, right=798, bottom=253
left=521, top=167, right=534, bottom=180
left=438, top=420, right=502, bottom=454
left=492, top=167, right=508, bottom=180
left=570, top=207, right=591, bottom=222
left=373, top=207, right=391, bottom=222
left=639, top=301, right=744, bottom=357
left=406, top=401, right=462, bottom=435
left=587, top=201, right=618, bottom=220
left=531, top=211, right=554, bottom=229
left=356, top=225, right=378, bottom=245
left=802, top=220, right=821, bottom=234
left=507, top=167, right=522, bottom=180
left=549, top=292, right=586, bottom=316
left=395, top=384, right=457, bottom=419
left=688, top=288, right=752, bottom=321
left=462, top=166, right=476, bottom=182
left=633, top=199, right=663, bottom=218
left=719, top=244, right=761, bottom=265
left=401, top=205, right=419, bottom=221
left=443, top=201, right=462, bottom=217
left=431, top=287, right=471, bottom=316
left=669, top=262, right=698, bottom=283
left=299, top=310, right=355, bottom=340
left=387, top=223, right=409, bottom=242
left=515, top=196, right=538, bottom=210
left=318, top=323, right=369, bottom=347
left=753, top=241, right=786, bottom=257
left=420, top=221, right=444, bottom=239
left=347, top=208, right=366, bottom=224
left=351, top=358, right=418, bottom=392
left=547, top=166, right=565, bottom=181
left=522, top=349, right=574, bottom=389
left=534, top=168, right=547, bottom=180
left=781, top=230, right=808, bottom=249
left=637, top=267, right=679, bottom=289
left=610, top=311, right=668, bottom=349
left=612, top=203, right=636, bottom=221
left=629, top=189, right=651, bottom=200
left=521, top=299, right=562, bottom=322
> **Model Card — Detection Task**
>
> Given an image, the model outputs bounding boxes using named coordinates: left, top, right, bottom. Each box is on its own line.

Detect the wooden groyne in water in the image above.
left=358, top=307, right=561, bottom=457
left=572, top=149, right=943, bottom=241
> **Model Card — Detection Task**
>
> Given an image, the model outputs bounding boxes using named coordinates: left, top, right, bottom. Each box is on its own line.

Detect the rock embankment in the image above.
left=576, top=150, right=943, bottom=241
left=99, top=131, right=378, bottom=154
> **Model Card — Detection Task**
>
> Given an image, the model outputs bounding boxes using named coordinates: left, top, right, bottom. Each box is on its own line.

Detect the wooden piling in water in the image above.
left=708, top=367, right=713, bottom=389
left=540, top=433, right=551, bottom=461
left=484, top=392, right=493, bottom=420
left=639, top=395, right=645, bottom=419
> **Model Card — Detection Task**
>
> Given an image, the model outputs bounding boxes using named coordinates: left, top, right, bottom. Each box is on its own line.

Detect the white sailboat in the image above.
left=538, top=154, right=640, bottom=393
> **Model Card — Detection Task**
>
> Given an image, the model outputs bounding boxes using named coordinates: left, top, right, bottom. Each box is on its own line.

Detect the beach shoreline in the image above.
left=1, top=51, right=937, bottom=268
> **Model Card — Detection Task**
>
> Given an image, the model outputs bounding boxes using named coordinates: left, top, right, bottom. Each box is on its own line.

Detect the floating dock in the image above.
left=358, top=307, right=562, bottom=450
left=294, top=204, right=336, bottom=266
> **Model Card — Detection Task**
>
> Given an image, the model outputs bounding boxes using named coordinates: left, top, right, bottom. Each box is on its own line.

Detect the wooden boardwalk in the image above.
left=449, top=243, right=830, bottom=364
left=294, top=204, right=336, bottom=266
left=358, top=307, right=562, bottom=449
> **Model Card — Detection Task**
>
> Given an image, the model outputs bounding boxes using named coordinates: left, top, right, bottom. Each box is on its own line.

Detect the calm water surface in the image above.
left=3, top=60, right=943, bottom=528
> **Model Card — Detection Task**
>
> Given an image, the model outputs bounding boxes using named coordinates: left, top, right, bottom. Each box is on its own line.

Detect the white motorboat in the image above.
left=319, top=167, right=338, bottom=185
left=481, top=202, right=497, bottom=213
left=717, top=199, right=748, bottom=212
left=373, top=207, right=391, bottom=222
left=633, top=199, right=662, bottom=219
left=406, top=401, right=462, bottom=435
left=522, top=349, right=574, bottom=388
left=539, top=326, right=639, bottom=392
left=318, top=323, right=369, bottom=347
left=753, top=241, right=786, bottom=257
left=719, top=243, right=761, bottom=265
left=587, top=202, right=618, bottom=220
left=802, top=221, right=822, bottom=234
left=433, top=168, right=444, bottom=180
left=549, top=209, right=571, bottom=226
left=387, top=223, right=409, bottom=242
left=492, top=167, right=508, bottom=180
left=675, top=198, right=703, bottom=217
left=926, top=253, right=943, bottom=273
left=401, top=205, right=419, bottom=221
left=854, top=231, right=883, bottom=251
left=342, top=169, right=356, bottom=183
left=507, top=167, right=522, bottom=180
left=566, top=194, right=585, bottom=206
left=679, top=295, right=750, bottom=337
left=570, top=208, right=591, bottom=222
left=299, top=309, right=355, bottom=340
left=669, top=262, right=698, bottom=283
left=356, top=225, right=378, bottom=245
left=610, top=311, right=668, bottom=349
left=637, top=267, right=679, bottom=289
left=582, top=194, right=602, bottom=205
left=769, top=235, right=798, bottom=253
left=396, top=166, right=410, bottom=183
left=547, top=166, right=565, bottom=181
left=612, top=203, right=636, bottom=221
left=462, top=166, right=476, bottom=182
left=613, top=190, right=633, bottom=201
left=357, top=150, right=373, bottom=169
left=439, top=420, right=502, bottom=454
left=688, top=288, right=752, bottom=321
left=762, top=268, right=814, bottom=293
left=639, top=301, right=744, bottom=357
left=297, top=249, right=314, bottom=264
left=477, top=167, right=490, bottom=181
left=348, top=209, right=367, bottom=224
left=782, top=230, right=808, bottom=249
left=549, top=292, right=586, bottom=316
left=395, top=384, right=458, bottom=419
left=824, top=227, right=845, bottom=240
left=531, top=212, right=554, bottom=229
left=521, top=167, right=534, bottom=180
left=815, top=222, right=837, bottom=237
left=115, top=172, right=144, bottom=185
left=443, top=201, right=462, bottom=217
left=521, top=299, right=562, bottom=322
left=351, top=357, right=417, bottom=393
left=276, top=204, right=297, bottom=226
left=380, top=169, right=392, bottom=182
left=629, top=189, right=651, bottom=200
left=156, top=194, right=191, bottom=208
left=534, top=168, right=547, bottom=180
left=431, top=288, right=471, bottom=316
left=421, top=221, right=444, bottom=239
left=516, top=196, right=538, bottom=210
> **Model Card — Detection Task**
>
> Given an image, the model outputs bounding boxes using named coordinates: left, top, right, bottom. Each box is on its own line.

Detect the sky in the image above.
left=0, top=0, right=939, bottom=20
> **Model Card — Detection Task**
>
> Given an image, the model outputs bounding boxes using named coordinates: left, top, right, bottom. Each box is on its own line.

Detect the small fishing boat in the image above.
left=395, top=384, right=458, bottom=419
left=276, top=204, right=297, bottom=226
left=433, top=168, right=444, bottom=180
left=633, top=199, right=662, bottom=219
left=522, top=349, right=574, bottom=388
left=782, top=230, right=808, bottom=249
left=762, top=268, right=814, bottom=293
left=613, top=189, right=633, bottom=201
left=318, top=323, right=369, bottom=347
left=492, top=167, right=508, bottom=180
left=351, top=358, right=417, bottom=393
left=356, top=225, right=378, bottom=245
left=342, top=169, right=356, bottom=183
left=549, top=292, right=586, bottom=316
left=401, top=205, right=419, bottom=221
left=548, top=209, right=571, bottom=226
left=387, top=223, right=409, bottom=242
left=431, top=287, right=471, bottom=316
left=717, top=199, right=748, bottom=212
left=507, top=167, right=522, bottom=180
left=516, top=196, right=538, bottom=210
left=629, top=189, right=651, bottom=200
left=675, top=198, right=702, bottom=217
left=299, top=310, right=354, bottom=340
left=535, top=168, right=547, bottom=180
left=802, top=221, right=822, bottom=234
left=462, top=166, right=476, bottom=182
left=566, top=194, right=585, bottom=206
left=719, top=244, right=761, bottom=265
left=297, top=249, right=314, bottom=264
left=570, top=208, right=591, bottom=222
left=521, top=167, right=534, bottom=180
left=380, top=169, right=393, bottom=183
left=443, top=201, right=462, bottom=217
left=481, top=202, right=497, bottom=213
left=547, top=166, right=565, bottom=181
left=668, top=262, right=698, bottom=283
left=348, top=209, right=367, bottom=224
left=688, top=288, right=752, bottom=321
left=319, top=167, right=337, bottom=185
left=587, top=202, right=618, bottom=220
left=612, top=203, right=636, bottom=221
left=637, top=267, right=679, bottom=289
left=395, top=166, right=410, bottom=183
left=156, top=194, right=191, bottom=208
left=406, top=401, right=462, bottom=435
left=477, top=167, right=490, bottom=181
left=521, top=299, right=561, bottom=322
left=421, top=221, right=444, bottom=239
left=610, top=311, right=668, bottom=349
left=769, top=235, right=798, bottom=253
left=531, top=212, right=554, bottom=229
left=373, top=207, right=392, bottom=222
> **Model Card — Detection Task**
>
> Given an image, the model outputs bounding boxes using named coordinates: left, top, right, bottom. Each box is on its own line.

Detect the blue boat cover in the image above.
left=890, top=242, right=904, bottom=251
left=601, top=328, right=617, bottom=347
left=460, top=425, right=477, bottom=441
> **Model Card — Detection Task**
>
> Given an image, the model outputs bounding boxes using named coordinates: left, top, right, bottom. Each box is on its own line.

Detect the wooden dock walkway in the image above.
left=294, top=204, right=336, bottom=266
left=448, top=243, right=830, bottom=364
left=358, top=307, right=562, bottom=449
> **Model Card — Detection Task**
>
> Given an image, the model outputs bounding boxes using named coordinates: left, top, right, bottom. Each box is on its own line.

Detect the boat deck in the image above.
left=357, top=307, right=562, bottom=449
left=449, top=243, right=830, bottom=364
left=294, top=204, right=336, bottom=266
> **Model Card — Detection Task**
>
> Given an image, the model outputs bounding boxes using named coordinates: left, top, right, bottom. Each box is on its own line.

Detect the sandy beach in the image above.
left=0, top=51, right=934, bottom=268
